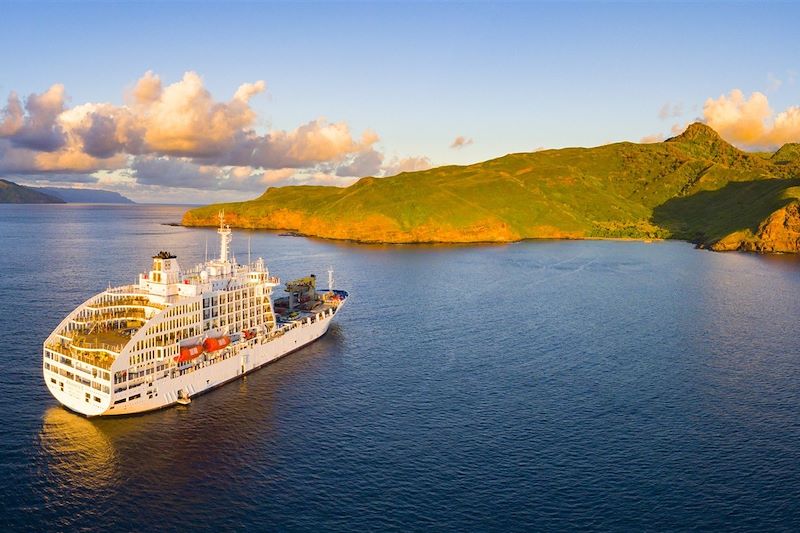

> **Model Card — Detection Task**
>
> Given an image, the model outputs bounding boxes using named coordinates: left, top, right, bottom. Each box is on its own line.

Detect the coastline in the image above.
left=183, top=220, right=765, bottom=251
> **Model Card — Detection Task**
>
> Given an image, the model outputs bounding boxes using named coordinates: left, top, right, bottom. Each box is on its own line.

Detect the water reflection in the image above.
left=11, top=205, right=800, bottom=530
left=36, top=322, right=344, bottom=514
left=39, top=407, right=119, bottom=493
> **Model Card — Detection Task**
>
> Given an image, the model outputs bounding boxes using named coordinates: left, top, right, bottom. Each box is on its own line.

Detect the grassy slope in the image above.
left=183, top=124, right=800, bottom=247
left=0, top=179, right=65, bottom=204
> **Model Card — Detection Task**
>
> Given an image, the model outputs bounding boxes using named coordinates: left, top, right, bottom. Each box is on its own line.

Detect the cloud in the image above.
left=640, top=133, right=665, bottom=144
left=0, top=138, right=124, bottom=175
left=658, top=102, right=684, bottom=120
left=131, top=70, right=162, bottom=104
left=382, top=155, right=432, bottom=176
left=640, top=122, right=690, bottom=144
left=702, top=89, right=800, bottom=149
left=219, top=120, right=378, bottom=169
left=259, top=169, right=357, bottom=189
left=260, top=168, right=296, bottom=185
left=130, top=156, right=285, bottom=192
left=0, top=73, right=436, bottom=200
left=0, top=71, right=383, bottom=191
left=131, top=156, right=225, bottom=189
left=12, top=173, right=99, bottom=184
left=670, top=122, right=687, bottom=136
left=450, top=135, right=473, bottom=149
left=335, top=148, right=383, bottom=177
left=0, top=85, right=67, bottom=151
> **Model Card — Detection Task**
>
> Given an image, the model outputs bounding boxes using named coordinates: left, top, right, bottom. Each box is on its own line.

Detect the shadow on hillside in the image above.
left=651, top=178, right=800, bottom=243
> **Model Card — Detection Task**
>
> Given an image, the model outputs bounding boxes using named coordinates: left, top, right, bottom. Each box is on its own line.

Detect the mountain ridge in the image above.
left=34, top=187, right=134, bottom=204
left=0, top=179, right=135, bottom=204
left=0, top=179, right=65, bottom=204
left=183, top=123, right=800, bottom=253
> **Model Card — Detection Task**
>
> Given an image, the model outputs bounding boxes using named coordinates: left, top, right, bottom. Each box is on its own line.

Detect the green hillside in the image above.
left=183, top=123, right=800, bottom=252
left=0, top=179, right=65, bottom=204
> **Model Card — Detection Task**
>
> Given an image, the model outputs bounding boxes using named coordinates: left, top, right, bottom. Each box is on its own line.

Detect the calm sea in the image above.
left=1, top=204, right=800, bottom=531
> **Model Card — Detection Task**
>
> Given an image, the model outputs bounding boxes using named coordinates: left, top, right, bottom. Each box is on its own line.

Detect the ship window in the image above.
left=129, top=393, right=141, bottom=401
left=94, top=396, right=101, bottom=403
left=50, top=378, right=56, bottom=384
left=114, top=398, right=126, bottom=404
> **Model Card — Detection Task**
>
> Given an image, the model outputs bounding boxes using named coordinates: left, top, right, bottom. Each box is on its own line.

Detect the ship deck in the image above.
left=73, top=329, right=131, bottom=347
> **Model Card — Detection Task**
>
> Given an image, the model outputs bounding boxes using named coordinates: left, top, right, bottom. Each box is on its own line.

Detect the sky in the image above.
left=1, top=0, right=798, bottom=203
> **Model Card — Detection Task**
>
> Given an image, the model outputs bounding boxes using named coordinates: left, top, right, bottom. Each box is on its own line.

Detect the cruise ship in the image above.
left=43, top=213, right=348, bottom=416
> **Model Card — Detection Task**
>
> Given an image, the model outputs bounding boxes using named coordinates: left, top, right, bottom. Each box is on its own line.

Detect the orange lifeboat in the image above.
left=176, top=344, right=204, bottom=362
left=203, top=335, right=231, bottom=352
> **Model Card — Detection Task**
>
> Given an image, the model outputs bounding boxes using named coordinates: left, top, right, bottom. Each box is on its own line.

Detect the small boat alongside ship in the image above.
left=43, top=212, right=348, bottom=416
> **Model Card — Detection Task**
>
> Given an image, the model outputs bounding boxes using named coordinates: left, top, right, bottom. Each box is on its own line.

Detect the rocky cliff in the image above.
left=710, top=201, right=800, bottom=253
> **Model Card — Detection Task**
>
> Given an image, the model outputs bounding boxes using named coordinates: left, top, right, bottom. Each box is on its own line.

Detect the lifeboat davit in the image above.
left=176, top=344, right=204, bottom=362
left=203, top=335, right=231, bottom=353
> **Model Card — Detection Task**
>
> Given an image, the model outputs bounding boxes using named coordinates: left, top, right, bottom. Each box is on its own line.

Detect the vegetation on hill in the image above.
left=34, top=187, right=134, bottom=204
left=183, top=123, right=800, bottom=252
left=0, top=180, right=135, bottom=204
left=0, top=179, right=65, bottom=204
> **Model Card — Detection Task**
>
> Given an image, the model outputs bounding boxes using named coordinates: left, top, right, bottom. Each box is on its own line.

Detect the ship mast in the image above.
left=218, top=210, right=232, bottom=263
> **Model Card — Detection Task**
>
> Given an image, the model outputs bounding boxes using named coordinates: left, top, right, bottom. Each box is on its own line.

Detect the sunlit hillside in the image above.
left=184, top=123, right=800, bottom=252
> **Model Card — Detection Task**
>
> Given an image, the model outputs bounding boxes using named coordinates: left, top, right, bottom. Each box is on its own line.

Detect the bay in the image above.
left=1, top=204, right=800, bottom=531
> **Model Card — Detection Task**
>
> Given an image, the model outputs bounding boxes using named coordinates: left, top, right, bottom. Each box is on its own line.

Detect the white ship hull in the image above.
left=46, top=308, right=339, bottom=417
left=43, top=214, right=348, bottom=417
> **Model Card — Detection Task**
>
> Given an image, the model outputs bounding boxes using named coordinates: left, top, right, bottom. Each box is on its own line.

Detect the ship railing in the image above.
left=70, top=339, right=124, bottom=354
left=106, top=285, right=150, bottom=295
left=87, top=296, right=167, bottom=311
left=74, top=308, right=149, bottom=324
left=45, top=342, right=72, bottom=358
left=46, top=343, right=115, bottom=370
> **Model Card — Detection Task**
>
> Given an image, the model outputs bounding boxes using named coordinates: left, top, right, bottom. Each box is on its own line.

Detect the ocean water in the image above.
left=1, top=204, right=800, bottom=531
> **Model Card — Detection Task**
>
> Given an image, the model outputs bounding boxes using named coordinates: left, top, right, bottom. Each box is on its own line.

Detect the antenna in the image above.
left=217, top=209, right=232, bottom=262
left=327, top=266, right=335, bottom=293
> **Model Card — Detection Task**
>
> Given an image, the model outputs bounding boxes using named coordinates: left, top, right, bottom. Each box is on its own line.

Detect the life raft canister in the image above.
left=176, top=344, right=204, bottom=362
left=203, top=335, right=231, bottom=352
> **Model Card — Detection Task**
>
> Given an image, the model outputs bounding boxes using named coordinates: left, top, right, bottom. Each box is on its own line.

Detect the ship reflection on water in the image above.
left=40, top=407, right=119, bottom=492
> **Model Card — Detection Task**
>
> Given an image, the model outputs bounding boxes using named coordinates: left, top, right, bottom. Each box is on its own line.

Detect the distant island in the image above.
left=0, top=179, right=65, bottom=203
left=33, top=187, right=134, bottom=204
left=183, top=123, right=800, bottom=253
left=0, top=180, right=134, bottom=204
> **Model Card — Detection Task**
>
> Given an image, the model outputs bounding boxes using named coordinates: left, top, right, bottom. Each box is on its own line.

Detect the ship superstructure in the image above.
left=43, top=212, right=348, bottom=416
